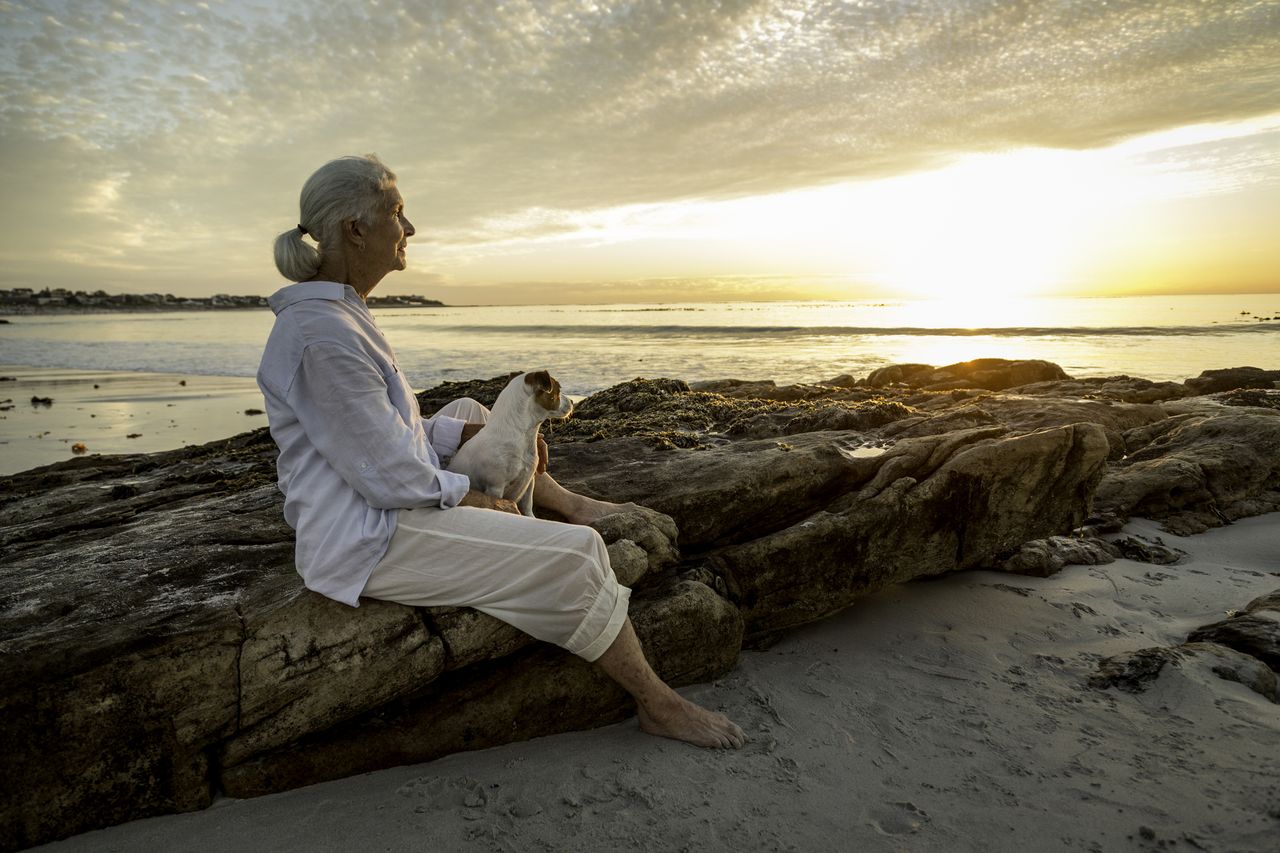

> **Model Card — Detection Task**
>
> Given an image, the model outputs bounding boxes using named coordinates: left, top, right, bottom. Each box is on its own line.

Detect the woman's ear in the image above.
left=342, top=218, right=366, bottom=249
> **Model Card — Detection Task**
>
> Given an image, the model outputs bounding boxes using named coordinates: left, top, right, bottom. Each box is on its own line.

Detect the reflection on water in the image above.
left=836, top=443, right=891, bottom=460
left=1, top=294, right=1276, bottom=395
left=0, top=367, right=265, bottom=475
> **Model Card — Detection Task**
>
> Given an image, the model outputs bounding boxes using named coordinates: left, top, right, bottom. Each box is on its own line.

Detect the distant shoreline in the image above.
left=1, top=305, right=268, bottom=316
left=0, top=288, right=445, bottom=316
left=0, top=300, right=449, bottom=317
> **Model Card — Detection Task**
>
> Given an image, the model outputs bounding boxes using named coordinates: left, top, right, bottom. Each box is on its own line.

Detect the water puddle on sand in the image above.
left=836, top=443, right=891, bottom=460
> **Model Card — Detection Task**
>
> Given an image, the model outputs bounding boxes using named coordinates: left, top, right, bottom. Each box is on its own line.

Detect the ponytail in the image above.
left=273, top=225, right=321, bottom=282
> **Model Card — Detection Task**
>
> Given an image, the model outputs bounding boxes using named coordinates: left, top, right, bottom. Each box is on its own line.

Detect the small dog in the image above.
left=446, top=370, right=573, bottom=516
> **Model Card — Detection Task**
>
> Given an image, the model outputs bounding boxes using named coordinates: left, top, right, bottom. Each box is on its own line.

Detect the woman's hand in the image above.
left=536, top=434, right=548, bottom=475
left=459, top=489, right=520, bottom=514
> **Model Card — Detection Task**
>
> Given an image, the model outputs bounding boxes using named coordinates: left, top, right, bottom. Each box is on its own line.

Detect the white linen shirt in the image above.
left=256, top=281, right=471, bottom=606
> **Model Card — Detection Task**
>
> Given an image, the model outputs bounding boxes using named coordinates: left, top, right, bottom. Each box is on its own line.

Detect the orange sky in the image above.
left=1, top=1, right=1277, bottom=304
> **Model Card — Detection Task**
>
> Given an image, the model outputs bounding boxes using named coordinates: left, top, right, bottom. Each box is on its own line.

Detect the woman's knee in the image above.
left=434, top=396, right=490, bottom=423
left=571, top=526, right=611, bottom=577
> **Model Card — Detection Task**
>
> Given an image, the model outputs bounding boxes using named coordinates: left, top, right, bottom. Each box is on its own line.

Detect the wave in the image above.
left=429, top=322, right=1279, bottom=338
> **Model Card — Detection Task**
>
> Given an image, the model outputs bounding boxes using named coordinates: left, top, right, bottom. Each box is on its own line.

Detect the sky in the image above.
left=0, top=0, right=1278, bottom=305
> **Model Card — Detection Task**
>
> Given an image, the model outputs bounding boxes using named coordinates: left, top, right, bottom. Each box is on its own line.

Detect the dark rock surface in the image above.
left=1187, top=588, right=1280, bottom=671
left=1092, top=587, right=1280, bottom=702
left=2, top=359, right=1278, bottom=850
left=1094, top=409, right=1280, bottom=534
left=864, top=358, right=1068, bottom=391
left=1090, top=642, right=1277, bottom=701
left=994, top=535, right=1120, bottom=577
left=1005, top=376, right=1193, bottom=404
left=1183, top=366, right=1280, bottom=395
left=1109, top=534, right=1185, bottom=565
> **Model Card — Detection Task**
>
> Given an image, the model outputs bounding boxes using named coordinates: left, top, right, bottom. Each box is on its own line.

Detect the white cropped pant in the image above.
left=360, top=398, right=631, bottom=662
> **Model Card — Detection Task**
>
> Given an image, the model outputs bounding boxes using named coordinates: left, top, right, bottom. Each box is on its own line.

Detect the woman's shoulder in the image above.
left=260, top=297, right=383, bottom=390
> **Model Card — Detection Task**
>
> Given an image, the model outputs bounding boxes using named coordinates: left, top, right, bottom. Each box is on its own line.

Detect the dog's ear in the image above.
left=523, top=370, right=553, bottom=392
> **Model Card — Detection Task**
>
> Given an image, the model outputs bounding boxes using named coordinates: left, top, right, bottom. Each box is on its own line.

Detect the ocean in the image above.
left=2, top=293, right=1278, bottom=474
left=3, top=294, right=1279, bottom=396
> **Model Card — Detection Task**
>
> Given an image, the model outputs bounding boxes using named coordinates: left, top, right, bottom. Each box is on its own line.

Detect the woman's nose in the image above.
left=402, top=216, right=416, bottom=237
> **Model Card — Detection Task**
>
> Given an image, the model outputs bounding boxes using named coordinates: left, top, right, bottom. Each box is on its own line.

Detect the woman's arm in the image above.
left=289, top=341, right=470, bottom=509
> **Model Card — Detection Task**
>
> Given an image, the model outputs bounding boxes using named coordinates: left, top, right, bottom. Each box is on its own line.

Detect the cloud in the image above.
left=0, top=0, right=1278, bottom=295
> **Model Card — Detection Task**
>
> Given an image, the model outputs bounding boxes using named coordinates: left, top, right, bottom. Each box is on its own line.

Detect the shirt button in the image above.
left=359, top=462, right=369, bottom=470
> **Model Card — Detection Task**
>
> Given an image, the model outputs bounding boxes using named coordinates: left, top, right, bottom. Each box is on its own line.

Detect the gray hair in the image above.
left=273, top=154, right=398, bottom=282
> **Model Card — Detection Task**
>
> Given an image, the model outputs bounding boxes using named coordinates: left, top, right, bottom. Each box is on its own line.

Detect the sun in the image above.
left=861, top=149, right=1102, bottom=301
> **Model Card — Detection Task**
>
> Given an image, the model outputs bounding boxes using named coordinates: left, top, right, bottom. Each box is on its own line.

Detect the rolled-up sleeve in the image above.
left=289, top=341, right=470, bottom=509
left=424, top=414, right=466, bottom=463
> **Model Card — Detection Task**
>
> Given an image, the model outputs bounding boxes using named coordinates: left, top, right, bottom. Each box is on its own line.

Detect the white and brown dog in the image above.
left=446, top=370, right=573, bottom=516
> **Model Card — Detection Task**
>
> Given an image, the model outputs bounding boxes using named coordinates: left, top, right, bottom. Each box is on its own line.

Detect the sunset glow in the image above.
left=1, top=1, right=1277, bottom=303
left=425, top=115, right=1280, bottom=303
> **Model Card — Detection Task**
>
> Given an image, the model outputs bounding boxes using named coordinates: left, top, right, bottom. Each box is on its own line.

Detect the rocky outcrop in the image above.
left=1094, top=409, right=1280, bottom=534
left=898, top=395, right=1168, bottom=458
left=2, top=359, right=1278, bottom=850
left=1183, top=366, right=1280, bottom=395
left=1004, top=376, right=1193, bottom=404
left=864, top=358, right=1069, bottom=391
left=1091, top=588, right=1280, bottom=702
left=992, top=529, right=1184, bottom=577
left=995, top=535, right=1120, bottom=577
left=706, top=425, right=1108, bottom=643
left=1089, top=642, right=1277, bottom=702
left=1187, top=589, right=1280, bottom=671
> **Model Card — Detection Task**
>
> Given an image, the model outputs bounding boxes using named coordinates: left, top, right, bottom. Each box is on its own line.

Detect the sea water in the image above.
left=2, top=294, right=1277, bottom=397
left=2, top=294, right=1277, bottom=474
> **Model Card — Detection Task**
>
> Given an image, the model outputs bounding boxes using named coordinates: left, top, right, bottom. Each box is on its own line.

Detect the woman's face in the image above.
left=363, top=185, right=415, bottom=276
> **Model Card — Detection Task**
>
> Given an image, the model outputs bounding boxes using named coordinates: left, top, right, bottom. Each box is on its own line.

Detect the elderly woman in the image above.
left=258, top=155, right=744, bottom=749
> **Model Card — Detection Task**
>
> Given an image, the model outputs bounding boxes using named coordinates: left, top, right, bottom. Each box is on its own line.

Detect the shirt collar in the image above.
left=268, top=281, right=361, bottom=315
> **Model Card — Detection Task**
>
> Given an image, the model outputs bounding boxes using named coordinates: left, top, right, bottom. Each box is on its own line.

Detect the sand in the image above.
left=32, top=513, right=1279, bottom=853
left=0, top=365, right=265, bottom=475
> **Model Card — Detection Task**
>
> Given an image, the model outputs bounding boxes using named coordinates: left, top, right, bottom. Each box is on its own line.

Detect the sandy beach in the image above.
left=32, top=513, right=1279, bottom=853
left=0, top=365, right=265, bottom=475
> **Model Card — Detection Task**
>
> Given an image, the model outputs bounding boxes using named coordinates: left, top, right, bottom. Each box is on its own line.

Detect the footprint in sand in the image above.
left=395, top=774, right=542, bottom=822
left=866, top=801, right=930, bottom=835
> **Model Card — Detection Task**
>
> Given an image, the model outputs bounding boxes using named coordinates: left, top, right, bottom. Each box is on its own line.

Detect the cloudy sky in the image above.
left=1, top=0, right=1278, bottom=304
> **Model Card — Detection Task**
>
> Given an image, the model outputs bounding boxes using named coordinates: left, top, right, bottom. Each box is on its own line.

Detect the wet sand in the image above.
left=0, top=365, right=265, bottom=475
left=33, top=514, right=1280, bottom=853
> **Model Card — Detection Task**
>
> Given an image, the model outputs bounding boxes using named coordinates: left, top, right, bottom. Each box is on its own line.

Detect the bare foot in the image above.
left=637, top=693, right=747, bottom=749
left=567, top=496, right=640, bottom=525
left=533, top=472, right=641, bottom=524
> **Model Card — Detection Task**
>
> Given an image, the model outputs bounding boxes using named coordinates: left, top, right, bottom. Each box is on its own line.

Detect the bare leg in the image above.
left=595, top=618, right=746, bottom=749
left=533, top=472, right=639, bottom=525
